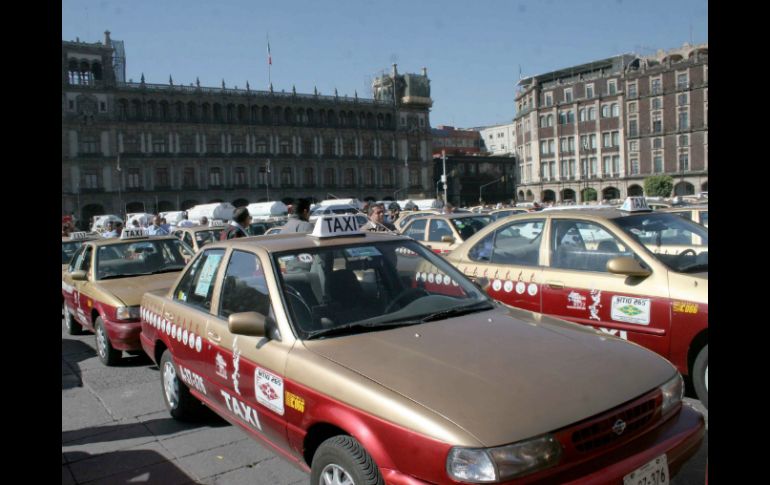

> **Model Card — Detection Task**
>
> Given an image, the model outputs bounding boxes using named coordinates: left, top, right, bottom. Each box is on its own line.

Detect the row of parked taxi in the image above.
left=61, top=197, right=707, bottom=484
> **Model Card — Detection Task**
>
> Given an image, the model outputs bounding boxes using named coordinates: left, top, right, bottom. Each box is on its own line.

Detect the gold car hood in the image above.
left=305, top=306, right=675, bottom=446
left=96, top=272, right=180, bottom=307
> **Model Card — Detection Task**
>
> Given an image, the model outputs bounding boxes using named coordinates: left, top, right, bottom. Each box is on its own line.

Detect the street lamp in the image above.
left=479, top=176, right=505, bottom=205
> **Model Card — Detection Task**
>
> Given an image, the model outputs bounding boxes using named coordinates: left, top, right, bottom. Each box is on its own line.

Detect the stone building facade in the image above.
left=513, top=43, right=707, bottom=203
left=62, top=32, right=433, bottom=222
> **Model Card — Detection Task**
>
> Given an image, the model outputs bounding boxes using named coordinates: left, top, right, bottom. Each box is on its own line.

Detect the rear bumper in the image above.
left=103, top=318, right=142, bottom=351
left=139, top=332, right=157, bottom=364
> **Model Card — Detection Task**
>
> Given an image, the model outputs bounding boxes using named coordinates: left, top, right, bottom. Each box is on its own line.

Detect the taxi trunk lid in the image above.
left=305, top=306, right=675, bottom=447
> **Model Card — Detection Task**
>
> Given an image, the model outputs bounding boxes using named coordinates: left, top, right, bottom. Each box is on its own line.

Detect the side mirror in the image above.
left=228, top=312, right=272, bottom=337
left=441, top=235, right=455, bottom=243
left=70, top=270, right=88, bottom=281
left=607, top=257, right=652, bottom=277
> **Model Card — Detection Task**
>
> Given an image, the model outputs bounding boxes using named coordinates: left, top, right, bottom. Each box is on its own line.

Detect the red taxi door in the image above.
left=71, top=245, right=94, bottom=327
left=540, top=218, right=672, bottom=357
left=455, top=217, right=546, bottom=314
left=204, top=249, right=293, bottom=455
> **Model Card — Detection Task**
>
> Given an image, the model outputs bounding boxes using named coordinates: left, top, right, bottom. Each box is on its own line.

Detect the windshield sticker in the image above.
left=286, top=391, right=305, bottom=413
left=255, top=368, right=285, bottom=416
left=298, top=253, right=313, bottom=264
left=611, top=296, right=651, bottom=325
left=194, top=254, right=223, bottom=297
left=492, top=279, right=502, bottom=292
left=567, top=291, right=587, bottom=310
left=344, top=246, right=382, bottom=258
left=527, top=283, right=538, bottom=296
left=589, top=290, right=603, bottom=320
left=216, top=353, right=228, bottom=379
left=673, top=301, right=698, bottom=314
left=515, top=281, right=525, bottom=294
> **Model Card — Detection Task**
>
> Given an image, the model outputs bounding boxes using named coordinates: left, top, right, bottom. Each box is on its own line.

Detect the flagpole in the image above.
left=267, top=34, right=272, bottom=89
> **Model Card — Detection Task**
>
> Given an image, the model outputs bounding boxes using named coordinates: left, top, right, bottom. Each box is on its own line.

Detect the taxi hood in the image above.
left=96, top=272, right=181, bottom=306
left=304, top=306, right=675, bottom=447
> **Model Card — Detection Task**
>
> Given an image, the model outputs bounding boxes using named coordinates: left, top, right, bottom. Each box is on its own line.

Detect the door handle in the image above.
left=164, top=312, right=175, bottom=321
left=207, top=331, right=221, bottom=342
left=546, top=281, right=564, bottom=290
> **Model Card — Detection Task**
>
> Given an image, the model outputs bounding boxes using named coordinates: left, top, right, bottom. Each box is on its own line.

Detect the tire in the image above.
left=310, top=436, right=384, bottom=485
left=95, top=317, right=121, bottom=366
left=693, top=345, right=708, bottom=409
left=159, top=350, right=206, bottom=421
left=63, top=302, right=84, bottom=335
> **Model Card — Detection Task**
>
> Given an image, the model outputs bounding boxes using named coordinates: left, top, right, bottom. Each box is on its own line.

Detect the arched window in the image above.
left=147, top=100, right=157, bottom=120
left=175, top=102, right=184, bottom=121
left=611, top=103, right=619, bottom=117
left=201, top=103, right=211, bottom=122
left=284, top=107, right=293, bottom=125
left=250, top=105, right=259, bottom=123
left=159, top=101, right=169, bottom=121
left=131, top=100, right=143, bottom=120
left=213, top=103, right=223, bottom=122
left=187, top=102, right=197, bottom=122
left=226, top=104, right=235, bottom=123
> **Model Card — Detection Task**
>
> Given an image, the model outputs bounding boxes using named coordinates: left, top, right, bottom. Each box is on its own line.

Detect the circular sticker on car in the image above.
left=195, top=336, right=202, bottom=353
left=420, top=272, right=427, bottom=282
left=452, top=279, right=459, bottom=287
left=177, top=327, right=183, bottom=341
left=172, top=324, right=177, bottom=337
left=183, top=329, right=189, bottom=345
left=189, top=334, right=196, bottom=349
left=516, top=282, right=526, bottom=294
left=504, top=280, right=514, bottom=293
left=528, top=283, right=538, bottom=296
left=443, top=275, right=451, bottom=286
left=492, top=279, right=503, bottom=292
left=160, top=320, right=166, bottom=333
left=298, top=253, right=313, bottom=264
left=428, top=273, right=435, bottom=283
left=415, top=272, right=421, bottom=281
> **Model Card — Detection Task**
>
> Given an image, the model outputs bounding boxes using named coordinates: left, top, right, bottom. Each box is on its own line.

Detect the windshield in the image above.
left=62, top=240, right=85, bottom=264
left=95, top=239, right=193, bottom=280
left=273, top=240, right=491, bottom=339
left=614, top=213, right=708, bottom=273
left=451, top=216, right=492, bottom=240
left=195, top=229, right=224, bottom=247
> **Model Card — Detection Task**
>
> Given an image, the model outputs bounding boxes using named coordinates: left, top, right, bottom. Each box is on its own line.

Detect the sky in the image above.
left=62, top=0, right=708, bottom=128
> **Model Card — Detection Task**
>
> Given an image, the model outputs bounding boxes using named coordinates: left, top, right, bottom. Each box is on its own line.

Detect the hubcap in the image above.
left=96, top=325, right=107, bottom=358
left=163, top=361, right=179, bottom=409
left=320, top=464, right=354, bottom=485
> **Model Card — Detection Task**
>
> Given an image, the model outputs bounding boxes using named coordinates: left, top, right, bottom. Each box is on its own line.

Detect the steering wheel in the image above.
left=385, top=287, right=430, bottom=313
left=284, top=285, right=312, bottom=325
left=675, top=248, right=697, bottom=262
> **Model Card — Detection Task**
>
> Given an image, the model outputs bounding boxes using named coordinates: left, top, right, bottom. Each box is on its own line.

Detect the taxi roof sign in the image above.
left=209, top=219, right=226, bottom=227
left=311, top=214, right=365, bottom=238
left=120, top=228, right=149, bottom=239
left=69, top=231, right=91, bottom=240
left=620, top=197, right=652, bottom=213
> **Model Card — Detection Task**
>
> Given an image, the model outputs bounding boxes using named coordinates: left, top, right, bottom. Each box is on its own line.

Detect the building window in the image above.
left=652, top=113, right=662, bottom=133
left=128, top=168, right=141, bottom=189
left=564, top=89, right=572, bottom=103
left=83, top=170, right=99, bottom=189
left=678, top=134, right=689, bottom=146
left=383, top=168, right=393, bottom=186
left=590, top=157, right=598, bottom=176
left=630, top=159, right=639, bottom=175
left=629, top=119, right=638, bottom=137
left=232, top=141, right=244, bottom=154
left=544, top=92, right=553, bottom=107
left=588, top=107, right=596, bottom=120
left=281, top=167, right=293, bottom=186
left=79, top=136, right=99, bottom=154
left=363, top=168, right=374, bottom=186
left=602, top=156, right=611, bottom=175
left=628, top=102, right=637, bottom=114
left=601, top=105, right=610, bottom=118
left=209, top=168, right=222, bottom=187
left=653, top=138, right=663, bottom=149
left=677, top=73, right=689, bottom=90
left=611, top=131, right=620, bottom=147
left=180, top=136, right=195, bottom=154
left=567, top=111, right=575, bottom=124
left=234, top=167, right=247, bottom=186
left=153, top=138, right=166, bottom=154
left=579, top=109, right=586, bottom=122
left=678, top=109, right=689, bottom=130
left=608, top=80, right=617, bottom=95
left=627, top=83, right=637, bottom=98
left=679, top=153, right=689, bottom=171
left=207, top=138, right=220, bottom=154
left=653, top=154, right=663, bottom=173
left=611, top=104, right=619, bottom=117
left=586, top=84, right=594, bottom=98
left=559, top=111, right=567, bottom=125
left=280, top=141, right=291, bottom=155
left=156, top=168, right=170, bottom=187
left=652, top=97, right=663, bottom=110
left=258, top=167, right=269, bottom=186
left=183, top=168, right=196, bottom=187
left=651, top=78, right=662, bottom=95
left=602, top=133, right=611, bottom=148
left=629, top=140, right=639, bottom=152
left=678, top=93, right=688, bottom=106
left=612, top=156, right=620, bottom=176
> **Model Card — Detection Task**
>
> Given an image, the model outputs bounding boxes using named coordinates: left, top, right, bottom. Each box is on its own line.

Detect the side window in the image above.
left=550, top=220, right=632, bottom=272
left=183, top=233, right=194, bottom=248
left=174, top=249, right=226, bottom=310
left=219, top=251, right=271, bottom=318
left=700, top=212, right=708, bottom=227
left=69, top=245, right=87, bottom=273
left=428, top=219, right=454, bottom=242
left=79, top=246, right=93, bottom=273
left=468, top=220, right=544, bottom=264
left=404, top=219, right=427, bottom=240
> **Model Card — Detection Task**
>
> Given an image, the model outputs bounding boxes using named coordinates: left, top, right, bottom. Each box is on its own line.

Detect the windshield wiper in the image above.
left=419, top=301, right=494, bottom=323
left=148, top=266, right=186, bottom=274
left=306, top=320, right=423, bottom=340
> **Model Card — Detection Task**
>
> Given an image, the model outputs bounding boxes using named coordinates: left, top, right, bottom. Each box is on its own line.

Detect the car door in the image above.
left=541, top=217, right=672, bottom=357
left=71, top=245, right=95, bottom=329
left=426, top=218, right=455, bottom=254
left=63, top=245, right=87, bottom=318
left=456, top=217, right=546, bottom=313
left=208, top=249, right=293, bottom=453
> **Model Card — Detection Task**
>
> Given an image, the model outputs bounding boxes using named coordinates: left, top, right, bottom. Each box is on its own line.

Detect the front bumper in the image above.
left=103, top=318, right=142, bottom=351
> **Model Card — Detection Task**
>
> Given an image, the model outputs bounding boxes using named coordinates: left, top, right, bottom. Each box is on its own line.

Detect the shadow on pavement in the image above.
left=62, top=415, right=229, bottom=449
left=62, top=339, right=96, bottom=389
left=63, top=449, right=198, bottom=485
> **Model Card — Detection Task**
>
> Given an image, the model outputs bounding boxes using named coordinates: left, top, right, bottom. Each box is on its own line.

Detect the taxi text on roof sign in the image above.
left=311, top=214, right=365, bottom=238
left=620, top=197, right=652, bottom=213
left=121, top=228, right=149, bottom=239
left=69, top=231, right=91, bottom=240
left=209, top=219, right=226, bottom=227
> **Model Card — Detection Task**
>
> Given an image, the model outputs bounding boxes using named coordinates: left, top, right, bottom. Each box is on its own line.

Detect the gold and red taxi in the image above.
left=172, top=223, right=226, bottom=252
left=488, top=208, right=529, bottom=222
left=393, top=209, right=439, bottom=232
left=446, top=197, right=709, bottom=408
left=401, top=213, right=492, bottom=255
left=62, top=229, right=194, bottom=365
left=663, top=205, right=708, bottom=228
left=140, top=214, right=703, bottom=484
left=62, top=231, right=99, bottom=273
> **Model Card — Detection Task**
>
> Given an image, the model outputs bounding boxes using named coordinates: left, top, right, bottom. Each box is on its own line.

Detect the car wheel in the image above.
left=311, top=436, right=384, bottom=485
left=159, top=350, right=206, bottom=421
left=693, top=344, right=708, bottom=409
left=95, top=317, right=121, bottom=366
left=63, top=302, right=84, bottom=335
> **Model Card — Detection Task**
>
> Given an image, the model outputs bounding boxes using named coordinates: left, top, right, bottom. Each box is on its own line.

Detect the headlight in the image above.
left=116, top=306, right=141, bottom=320
left=660, top=372, right=684, bottom=416
left=447, top=434, right=561, bottom=483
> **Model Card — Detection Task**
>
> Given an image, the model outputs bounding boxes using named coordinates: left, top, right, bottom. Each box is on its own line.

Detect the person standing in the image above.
left=363, top=203, right=395, bottom=232
left=148, top=215, right=170, bottom=235
left=280, top=198, right=314, bottom=233
left=177, top=212, right=195, bottom=228
left=220, top=207, right=252, bottom=240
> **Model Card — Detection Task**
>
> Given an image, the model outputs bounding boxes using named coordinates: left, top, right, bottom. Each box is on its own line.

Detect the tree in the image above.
left=644, top=175, right=674, bottom=197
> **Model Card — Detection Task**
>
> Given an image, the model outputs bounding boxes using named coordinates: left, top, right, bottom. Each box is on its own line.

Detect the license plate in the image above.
left=623, top=454, right=669, bottom=485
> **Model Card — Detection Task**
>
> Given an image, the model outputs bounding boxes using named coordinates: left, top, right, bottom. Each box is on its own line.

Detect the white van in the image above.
left=246, top=201, right=289, bottom=221
left=90, top=215, right=124, bottom=233
left=186, top=203, right=236, bottom=224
